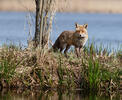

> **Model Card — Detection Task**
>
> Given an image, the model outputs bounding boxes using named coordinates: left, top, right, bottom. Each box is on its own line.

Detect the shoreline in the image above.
left=1, top=0, right=122, bottom=14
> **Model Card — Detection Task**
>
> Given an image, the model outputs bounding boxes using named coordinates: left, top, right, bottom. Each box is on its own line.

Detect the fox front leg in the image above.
left=78, top=47, right=82, bottom=57
left=75, top=47, right=79, bottom=57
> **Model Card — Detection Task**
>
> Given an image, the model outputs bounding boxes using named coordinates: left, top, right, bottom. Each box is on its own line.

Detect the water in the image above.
left=0, top=12, right=122, bottom=50
left=0, top=89, right=121, bottom=100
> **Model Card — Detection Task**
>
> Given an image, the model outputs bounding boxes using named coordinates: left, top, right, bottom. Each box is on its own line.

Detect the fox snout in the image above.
left=79, top=34, right=86, bottom=38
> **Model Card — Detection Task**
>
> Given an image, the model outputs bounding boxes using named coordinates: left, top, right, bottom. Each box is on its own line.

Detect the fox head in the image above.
left=75, top=23, right=88, bottom=39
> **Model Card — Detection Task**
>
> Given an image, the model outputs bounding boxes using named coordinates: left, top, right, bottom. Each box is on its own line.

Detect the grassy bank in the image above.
left=0, top=43, right=121, bottom=93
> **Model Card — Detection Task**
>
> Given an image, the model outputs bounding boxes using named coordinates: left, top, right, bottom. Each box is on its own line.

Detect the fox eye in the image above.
left=82, top=30, right=84, bottom=33
left=76, top=30, right=80, bottom=32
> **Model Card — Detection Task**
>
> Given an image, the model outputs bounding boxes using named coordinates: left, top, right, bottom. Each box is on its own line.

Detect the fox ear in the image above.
left=83, top=24, right=88, bottom=29
left=75, top=23, right=78, bottom=28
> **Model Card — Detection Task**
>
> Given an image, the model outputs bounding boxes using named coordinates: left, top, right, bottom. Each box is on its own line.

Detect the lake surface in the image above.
left=0, top=12, right=122, bottom=50
left=0, top=89, right=121, bottom=100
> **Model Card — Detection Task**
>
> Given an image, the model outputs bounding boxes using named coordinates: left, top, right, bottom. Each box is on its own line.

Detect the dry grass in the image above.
left=1, top=0, right=122, bottom=13
left=0, top=43, right=121, bottom=93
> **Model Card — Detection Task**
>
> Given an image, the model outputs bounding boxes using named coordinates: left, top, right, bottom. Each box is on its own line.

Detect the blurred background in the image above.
left=0, top=0, right=122, bottom=13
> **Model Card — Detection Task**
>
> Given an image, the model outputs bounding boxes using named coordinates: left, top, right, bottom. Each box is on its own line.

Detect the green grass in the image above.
left=0, top=45, right=20, bottom=83
left=0, top=59, right=16, bottom=83
left=88, top=57, right=100, bottom=91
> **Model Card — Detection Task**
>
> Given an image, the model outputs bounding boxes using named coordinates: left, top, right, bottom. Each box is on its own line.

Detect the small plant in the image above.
left=57, top=55, right=65, bottom=86
left=65, top=69, right=75, bottom=89
left=0, top=45, right=21, bottom=85
left=36, top=69, right=44, bottom=87
left=88, top=57, right=100, bottom=91
left=44, top=68, right=53, bottom=88
left=0, top=57, right=16, bottom=83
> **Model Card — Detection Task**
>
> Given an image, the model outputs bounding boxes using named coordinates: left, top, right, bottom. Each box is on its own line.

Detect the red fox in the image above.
left=52, top=23, right=88, bottom=57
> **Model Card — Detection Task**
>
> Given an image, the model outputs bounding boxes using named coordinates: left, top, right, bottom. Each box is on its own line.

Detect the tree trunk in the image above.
left=33, top=0, right=56, bottom=49
left=40, top=0, right=45, bottom=48
left=34, top=0, right=41, bottom=47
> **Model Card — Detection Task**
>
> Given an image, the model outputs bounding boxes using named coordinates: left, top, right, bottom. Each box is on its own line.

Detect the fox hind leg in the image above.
left=64, top=45, right=70, bottom=57
left=60, top=47, right=64, bottom=52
